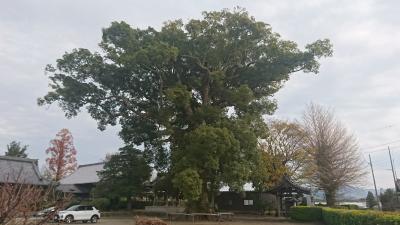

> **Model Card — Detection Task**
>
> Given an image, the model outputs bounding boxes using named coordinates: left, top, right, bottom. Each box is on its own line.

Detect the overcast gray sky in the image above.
left=1, top=0, right=400, bottom=189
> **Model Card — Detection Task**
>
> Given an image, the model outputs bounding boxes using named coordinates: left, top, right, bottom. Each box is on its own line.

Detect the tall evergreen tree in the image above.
left=39, top=8, right=332, bottom=210
left=93, top=146, right=151, bottom=209
left=5, top=141, right=28, bottom=158
left=380, top=188, right=399, bottom=211
left=366, top=191, right=378, bottom=209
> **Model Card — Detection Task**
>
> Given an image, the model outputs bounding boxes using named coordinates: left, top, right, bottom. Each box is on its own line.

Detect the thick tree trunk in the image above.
left=127, top=196, right=133, bottom=210
left=276, top=194, right=281, bottom=217
left=325, top=189, right=336, bottom=206
left=258, top=191, right=263, bottom=215
left=199, top=185, right=209, bottom=212
left=201, top=70, right=210, bottom=106
left=210, top=191, right=215, bottom=212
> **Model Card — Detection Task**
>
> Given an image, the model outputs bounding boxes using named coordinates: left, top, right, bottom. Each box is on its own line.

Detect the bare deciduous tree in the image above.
left=302, top=103, right=366, bottom=206
left=0, top=175, right=70, bottom=225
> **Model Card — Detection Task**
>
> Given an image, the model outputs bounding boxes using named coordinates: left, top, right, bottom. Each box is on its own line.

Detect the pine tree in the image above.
left=5, top=141, right=28, bottom=158
left=366, top=191, right=378, bottom=209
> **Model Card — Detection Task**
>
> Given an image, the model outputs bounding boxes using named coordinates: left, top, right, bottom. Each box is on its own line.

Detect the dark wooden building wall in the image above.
left=216, top=191, right=276, bottom=212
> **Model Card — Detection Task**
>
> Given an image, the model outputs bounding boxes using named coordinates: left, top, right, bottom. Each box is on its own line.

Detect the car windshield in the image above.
left=66, top=205, right=80, bottom=211
left=43, top=207, right=54, bottom=212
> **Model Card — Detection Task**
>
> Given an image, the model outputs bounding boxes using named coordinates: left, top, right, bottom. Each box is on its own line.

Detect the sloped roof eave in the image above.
left=0, top=156, right=49, bottom=185
left=59, top=162, right=105, bottom=185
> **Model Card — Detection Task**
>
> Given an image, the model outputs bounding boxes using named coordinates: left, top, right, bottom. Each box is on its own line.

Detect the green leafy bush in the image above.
left=90, top=198, right=111, bottom=211
left=335, top=204, right=360, bottom=210
left=322, top=208, right=400, bottom=225
left=131, top=201, right=151, bottom=209
left=290, top=206, right=322, bottom=221
left=292, top=206, right=400, bottom=225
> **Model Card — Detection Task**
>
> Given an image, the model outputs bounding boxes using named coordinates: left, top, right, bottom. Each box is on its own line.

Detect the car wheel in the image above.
left=65, top=215, right=74, bottom=224
left=90, top=215, right=99, bottom=223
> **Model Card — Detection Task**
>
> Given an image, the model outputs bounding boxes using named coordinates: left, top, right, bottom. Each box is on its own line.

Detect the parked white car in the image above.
left=33, top=206, right=55, bottom=217
left=55, top=205, right=100, bottom=223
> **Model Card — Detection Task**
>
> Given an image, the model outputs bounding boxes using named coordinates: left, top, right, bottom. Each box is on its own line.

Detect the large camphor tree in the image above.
left=39, top=8, right=332, bottom=210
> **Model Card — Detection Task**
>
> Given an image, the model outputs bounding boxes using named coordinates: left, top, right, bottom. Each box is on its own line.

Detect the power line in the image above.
left=362, top=144, right=400, bottom=154
left=360, top=139, right=400, bottom=151
left=366, top=124, right=396, bottom=133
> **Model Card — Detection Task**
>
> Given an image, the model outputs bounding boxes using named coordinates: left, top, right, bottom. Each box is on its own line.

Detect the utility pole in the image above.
left=388, top=146, right=399, bottom=202
left=369, top=154, right=381, bottom=210
left=388, top=147, right=398, bottom=190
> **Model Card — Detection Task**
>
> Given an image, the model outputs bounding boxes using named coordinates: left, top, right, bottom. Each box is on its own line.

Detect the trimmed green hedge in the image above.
left=290, top=206, right=322, bottom=221
left=291, top=206, right=400, bottom=225
left=322, top=208, right=400, bottom=225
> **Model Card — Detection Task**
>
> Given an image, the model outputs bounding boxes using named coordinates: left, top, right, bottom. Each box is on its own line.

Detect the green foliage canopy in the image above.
left=380, top=188, right=399, bottom=211
left=366, top=191, right=378, bottom=209
left=173, top=168, right=202, bottom=203
left=5, top=141, right=28, bottom=158
left=252, top=120, right=310, bottom=191
left=39, top=8, right=332, bottom=209
left=93, top=146, right=151, bottom=201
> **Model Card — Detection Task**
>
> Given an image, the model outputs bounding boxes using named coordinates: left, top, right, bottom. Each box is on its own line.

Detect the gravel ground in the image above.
left=44, top=217, right=322, bottom=225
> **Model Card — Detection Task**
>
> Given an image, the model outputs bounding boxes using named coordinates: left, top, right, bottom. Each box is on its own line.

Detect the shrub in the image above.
left=290, top=206, right=322, bottom=221
left=322, top=208, right=400, bottom=225
left=132, top=201, right=151, bottom=209
left=336, top=204, right=360, bottom=210
left=91, top=198, right=111, bottom=211
left=291, top=206, right=400, bottom=225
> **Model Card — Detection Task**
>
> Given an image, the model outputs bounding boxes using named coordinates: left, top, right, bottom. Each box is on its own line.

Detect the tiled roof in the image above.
left=59, top=162, right=105, bottom=185
left=57, top=184, right=93, bottom=194
left=0, top=156, right=48, bottom=185
left=268, top=175, right=311, bottom=194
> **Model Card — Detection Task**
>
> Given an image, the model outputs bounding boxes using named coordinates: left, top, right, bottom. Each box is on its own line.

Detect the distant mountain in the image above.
left=312, top=186, right=375, bottom=201
left=337, top=186, right=375, bottom=200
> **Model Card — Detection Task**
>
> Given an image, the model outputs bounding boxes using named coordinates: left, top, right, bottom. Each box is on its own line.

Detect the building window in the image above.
left=244, top=200, right=253, bottom=206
